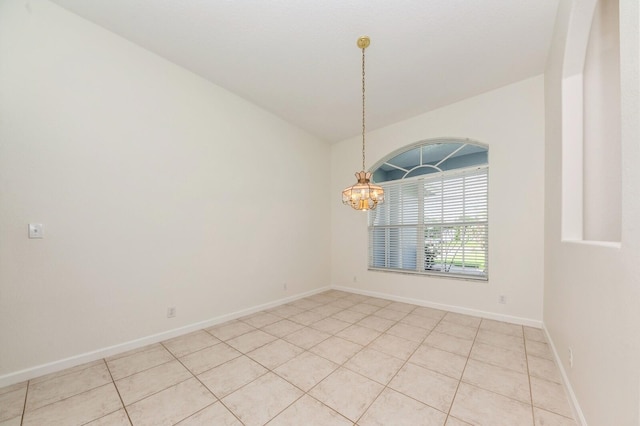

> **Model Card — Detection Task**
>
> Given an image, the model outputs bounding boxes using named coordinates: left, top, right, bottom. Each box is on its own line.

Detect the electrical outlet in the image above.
left=569, top=348, right=574, bottom=368
left=28, top=223, right=44, bottom=239
left=283, top=282, right=287, bottom=291
left=167, top=307, right=176, bottom=318
left=498, top=295, right=507, bottom=304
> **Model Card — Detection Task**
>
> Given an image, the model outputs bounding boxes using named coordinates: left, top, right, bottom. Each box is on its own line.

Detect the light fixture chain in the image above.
left=342, top=36, right=383, bottom=211
left=361, top=45, right=366, bottom=171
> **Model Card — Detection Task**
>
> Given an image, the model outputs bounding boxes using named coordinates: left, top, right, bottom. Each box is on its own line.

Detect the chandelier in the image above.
left=342, top=36, right=384, bottom=211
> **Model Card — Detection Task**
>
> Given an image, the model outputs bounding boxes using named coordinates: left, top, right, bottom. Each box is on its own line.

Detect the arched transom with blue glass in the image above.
left=369, top=140, right=489, bottom=280
left=373, top=141, right=488, bottom=183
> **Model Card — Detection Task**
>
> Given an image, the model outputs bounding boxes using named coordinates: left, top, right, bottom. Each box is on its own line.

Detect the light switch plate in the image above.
left=28, top=223, right=43, bottom=239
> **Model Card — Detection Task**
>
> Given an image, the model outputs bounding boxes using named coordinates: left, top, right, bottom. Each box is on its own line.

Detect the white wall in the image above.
left=544, top=0, right=640, bottom=424
left=0, top=0, right=330, bottom=381
left=331, top=76, right=545, bottom=324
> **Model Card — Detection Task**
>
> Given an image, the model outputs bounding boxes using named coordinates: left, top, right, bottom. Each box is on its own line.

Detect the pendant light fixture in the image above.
left=342, top=36, right=384, bottom=211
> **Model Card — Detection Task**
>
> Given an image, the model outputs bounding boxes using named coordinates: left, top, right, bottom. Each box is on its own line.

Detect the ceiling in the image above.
left=49, top=0, right=560, bottom=143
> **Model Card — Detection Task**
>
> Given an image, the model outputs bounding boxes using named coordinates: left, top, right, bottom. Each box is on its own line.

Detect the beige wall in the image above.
left=0, top=0, right=330, bottom=382
left=331, top=75, right=546, bottom=325
left=544, top=0, right=640, bottom=424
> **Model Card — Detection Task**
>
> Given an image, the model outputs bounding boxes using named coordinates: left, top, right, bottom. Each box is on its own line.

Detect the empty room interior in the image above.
left=1, top=0, right=639, bottom=425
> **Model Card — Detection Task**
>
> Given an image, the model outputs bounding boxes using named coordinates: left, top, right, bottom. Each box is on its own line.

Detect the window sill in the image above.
left=561, top=239, right=621, bottom=249
left=368, top=267, right=488, bottom=282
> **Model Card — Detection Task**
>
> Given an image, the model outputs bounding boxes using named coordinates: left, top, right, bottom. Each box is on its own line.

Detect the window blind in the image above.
left=369, top=166, right=488, bottom=280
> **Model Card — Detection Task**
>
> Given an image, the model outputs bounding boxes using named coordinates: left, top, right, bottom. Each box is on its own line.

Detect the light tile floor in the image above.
left=0, top=290, right=577, bottom=425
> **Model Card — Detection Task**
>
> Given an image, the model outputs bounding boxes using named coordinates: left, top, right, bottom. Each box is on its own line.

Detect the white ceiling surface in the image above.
left=49, top=0, right=560, bottom=143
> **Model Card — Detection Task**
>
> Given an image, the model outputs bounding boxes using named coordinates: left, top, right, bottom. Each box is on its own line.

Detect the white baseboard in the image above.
left=331, top=284, right=543, bottom=328
left=0, top=286, right=330, bottom=388
left=542, top=325, right=588, bottom=426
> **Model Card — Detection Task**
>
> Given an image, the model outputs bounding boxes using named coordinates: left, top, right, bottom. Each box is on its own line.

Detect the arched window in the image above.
left=369, top=139, right=488, bottom=280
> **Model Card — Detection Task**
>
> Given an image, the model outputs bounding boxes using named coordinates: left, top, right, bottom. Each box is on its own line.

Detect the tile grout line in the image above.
left=102, top=358, right=135, bottom=426
left=214, top=293, right=356, bottom=424
left=524, top=330, right=537, bottom=425
left=280, top=298, right=390, bottom=425
left=319, top=304, right=392, bottom=424
left=443, top=316, right=483, bottom=424
left=166, top=342, right=247, bottom=426
left=266, top=295, right=367, bottom=421
left=352, top=307, right=450, bottom=425
left=108, top=342, right=196, bottom=422
left=268, top=294, right=361, bottom=424
left=324, top=302, right=464, bottom=423
left=175, top=297, right=352, bottom=421
left=16, top=364, right=120, bottom=420
left=522, top=333, right=577, bottom=423
left=109, top=356, right=175, bottom=382
left=25, top=360, right=102, bottom=386
left=19, top=380, right=29, bottom=426
left=124, top=375, right=196, bottom=408
left=288, top=295, right=369, bottom=424
left=235, top=296, right=377, bottom=424
left=446, top=323, right=558, bottom=423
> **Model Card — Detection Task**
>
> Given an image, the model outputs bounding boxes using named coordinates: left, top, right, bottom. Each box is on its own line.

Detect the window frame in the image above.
left=368, top=140, right=489, bottom=281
